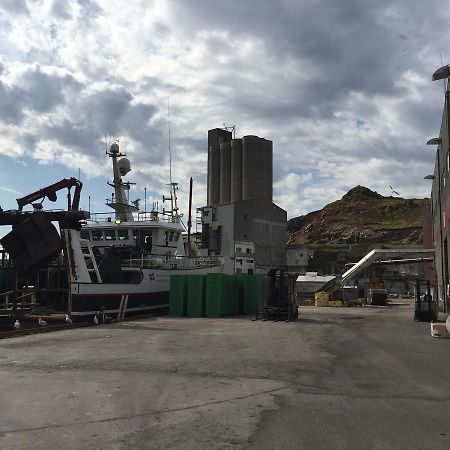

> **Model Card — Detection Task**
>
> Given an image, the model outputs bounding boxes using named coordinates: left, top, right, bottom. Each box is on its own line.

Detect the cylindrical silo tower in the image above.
left=242, top=135, right=261, bottom=201
left=207, top=143, right=220, bottom=205
left=207, top=128, right=232, bottom=206
left=219, top=141, right=231, bottom=203
left=242, top=135, right=273, bottom=202
left=262, top=138, right=273, bottom=203
left=230, top=138, right=243, bottom=202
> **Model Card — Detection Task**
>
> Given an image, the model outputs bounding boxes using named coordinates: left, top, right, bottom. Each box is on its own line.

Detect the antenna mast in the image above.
left=223, top=123, right=236, bottom=139
left=168, top=98, right=172, bottom=185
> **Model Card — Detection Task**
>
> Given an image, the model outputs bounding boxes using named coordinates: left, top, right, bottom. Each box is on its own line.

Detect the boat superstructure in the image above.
left=64, top=142, right=223, bottom=319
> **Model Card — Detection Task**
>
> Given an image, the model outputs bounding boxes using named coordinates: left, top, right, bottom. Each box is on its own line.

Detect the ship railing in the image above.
left=121, top=255, right=224, bottom=270
left=87, top=211, right=177, bottom=224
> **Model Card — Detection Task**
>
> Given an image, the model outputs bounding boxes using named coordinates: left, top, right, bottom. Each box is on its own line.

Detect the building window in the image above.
left=235, top=268, right=242, bottom=274
left=246, top=248, right=251, bottom=253
left=248, top=268, right=254, bottom=275
left=132, top=229, right=139, bottom=241
left=236, top=247, right=241, bottom=252
left=169, top=231, right=174, bottom=241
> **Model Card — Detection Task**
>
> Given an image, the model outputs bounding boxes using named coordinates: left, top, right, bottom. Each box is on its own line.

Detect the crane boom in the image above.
left=16, top=177, right=83, bottom=211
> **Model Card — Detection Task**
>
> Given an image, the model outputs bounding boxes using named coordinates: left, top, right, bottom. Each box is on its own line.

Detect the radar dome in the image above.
left=118, top=158, right=131, bottom=176
left=110, top=142, right=120, bottom=154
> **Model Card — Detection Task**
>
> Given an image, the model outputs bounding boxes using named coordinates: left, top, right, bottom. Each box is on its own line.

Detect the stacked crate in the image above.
left=315, top=292, right=329, bottom=307
left=169, top=275, right=188, bottom=317
left=243, top=276, right=267, bottom=315
left=170, top=273, right=267, bottom=318
left=187, top=275, right=206, bottom=317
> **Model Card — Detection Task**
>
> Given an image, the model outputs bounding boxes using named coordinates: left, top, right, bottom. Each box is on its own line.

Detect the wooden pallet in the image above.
left=430, top=322, right=450, bottom=338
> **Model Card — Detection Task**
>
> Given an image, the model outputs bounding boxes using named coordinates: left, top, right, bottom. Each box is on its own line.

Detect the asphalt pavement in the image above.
left=0, top=299, right=449, bottom=449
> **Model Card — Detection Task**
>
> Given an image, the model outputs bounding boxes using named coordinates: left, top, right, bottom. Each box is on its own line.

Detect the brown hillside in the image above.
left=288, top=186, right=429, bottom=246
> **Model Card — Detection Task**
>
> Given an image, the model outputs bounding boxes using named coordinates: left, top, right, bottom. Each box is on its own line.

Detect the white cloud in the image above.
left=0, top=0, right=446, bottom=219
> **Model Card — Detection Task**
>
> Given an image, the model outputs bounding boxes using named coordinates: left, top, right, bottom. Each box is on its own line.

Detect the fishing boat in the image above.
left=62, top=142, right=223, bottom=319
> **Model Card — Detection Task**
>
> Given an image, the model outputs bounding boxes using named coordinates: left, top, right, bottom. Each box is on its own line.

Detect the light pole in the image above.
left=426, top=138, right=446, bottom=312
left=432, top=64, right=450, bottom=313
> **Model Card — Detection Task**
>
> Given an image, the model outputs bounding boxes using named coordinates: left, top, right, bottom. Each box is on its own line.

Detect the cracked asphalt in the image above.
left=0, top=299, right=449, bottom=449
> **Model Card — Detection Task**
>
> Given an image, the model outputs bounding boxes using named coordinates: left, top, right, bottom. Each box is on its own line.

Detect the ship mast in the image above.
left=106, top=141, right=138, bottom=222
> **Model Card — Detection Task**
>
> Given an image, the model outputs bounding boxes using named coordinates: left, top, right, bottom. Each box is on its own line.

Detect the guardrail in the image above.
left=121, top=255, right=223, bottom=270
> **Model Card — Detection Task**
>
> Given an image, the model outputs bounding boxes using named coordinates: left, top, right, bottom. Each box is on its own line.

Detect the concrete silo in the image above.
left=230, top=138, right=243, bottom=202
left=207, top=143, right=220, bottom=205
left=261, top=138, right=273, bottom=203
left=207, top=128, right=232, bottom=206
left=219, top=141, right=231, bottom=203
left=242, top=135, right=273, bottom=202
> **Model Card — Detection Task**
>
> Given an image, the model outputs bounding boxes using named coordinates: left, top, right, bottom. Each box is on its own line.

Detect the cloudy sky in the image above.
left=0, top=0, right=449, bottom=223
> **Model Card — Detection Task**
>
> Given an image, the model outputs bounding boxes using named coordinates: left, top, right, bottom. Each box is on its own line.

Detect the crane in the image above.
left=16, top=178, right=83, bottom=212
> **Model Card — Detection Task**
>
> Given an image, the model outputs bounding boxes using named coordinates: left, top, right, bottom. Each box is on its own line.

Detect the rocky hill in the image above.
left=288, top=186, right=430, bottom=246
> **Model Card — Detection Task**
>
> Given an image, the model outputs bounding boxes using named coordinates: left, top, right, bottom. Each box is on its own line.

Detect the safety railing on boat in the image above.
left=87, top=211, right=180, bottom=224
left=120, top=255, right=224, bottom=270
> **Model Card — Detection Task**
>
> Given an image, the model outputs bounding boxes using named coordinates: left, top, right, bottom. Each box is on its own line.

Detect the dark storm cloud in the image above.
left=0, top=0, right=29, bottom=15
left=51, top=0, right=73, bottom=20
left=171, top=0, right=444, bottom=119
left=36, top=82, right=165, bottom=163
left=0, top=80, right=26, bottom=124
left=19, top=65, right=81, bottom=113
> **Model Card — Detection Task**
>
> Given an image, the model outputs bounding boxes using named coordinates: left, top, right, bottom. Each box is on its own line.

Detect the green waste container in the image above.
left=206, top=273, right=227, bottom=317
left=169, top=275, right=188, bottom=317
left=187, top=275, right=206, bottom=317
left=243, top=275, right=267, bottom=315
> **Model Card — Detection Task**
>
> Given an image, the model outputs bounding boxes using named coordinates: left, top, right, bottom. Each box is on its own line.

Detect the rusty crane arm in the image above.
left=16, top=177, right=83, bottom=211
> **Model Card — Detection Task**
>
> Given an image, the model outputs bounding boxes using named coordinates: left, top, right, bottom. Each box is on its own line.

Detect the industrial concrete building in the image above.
left=286, top=244, right=309, bottom=272
left=201, top=128, right=286, bottom=274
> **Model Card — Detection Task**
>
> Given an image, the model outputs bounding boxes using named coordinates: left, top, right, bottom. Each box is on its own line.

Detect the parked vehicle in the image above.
left=368, top=288, right=388, bottom=306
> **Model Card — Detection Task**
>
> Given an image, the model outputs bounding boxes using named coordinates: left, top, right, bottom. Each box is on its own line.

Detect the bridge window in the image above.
left=105, top=229, right=116, bottom=241
left=92, top=230, right=104, bottom=241
left=132, top=229, right=139, bottom=241
left=118, top=229, right=129, bottom=241
left=80, top=230, right=90, bottom=240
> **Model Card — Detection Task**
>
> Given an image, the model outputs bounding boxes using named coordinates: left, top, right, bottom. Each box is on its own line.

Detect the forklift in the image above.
left=414, top=280, right=438, bottom=322
left=262, top=269, right=299, bottom=321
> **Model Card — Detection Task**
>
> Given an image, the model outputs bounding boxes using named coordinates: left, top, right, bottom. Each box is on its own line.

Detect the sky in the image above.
left=0, top=0, right=449, bottom=225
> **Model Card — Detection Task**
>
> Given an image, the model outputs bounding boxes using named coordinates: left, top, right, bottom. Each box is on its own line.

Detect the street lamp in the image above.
left=426, top=136, right=446, bottom=312
left=432, top=65, right=450, bottom=82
